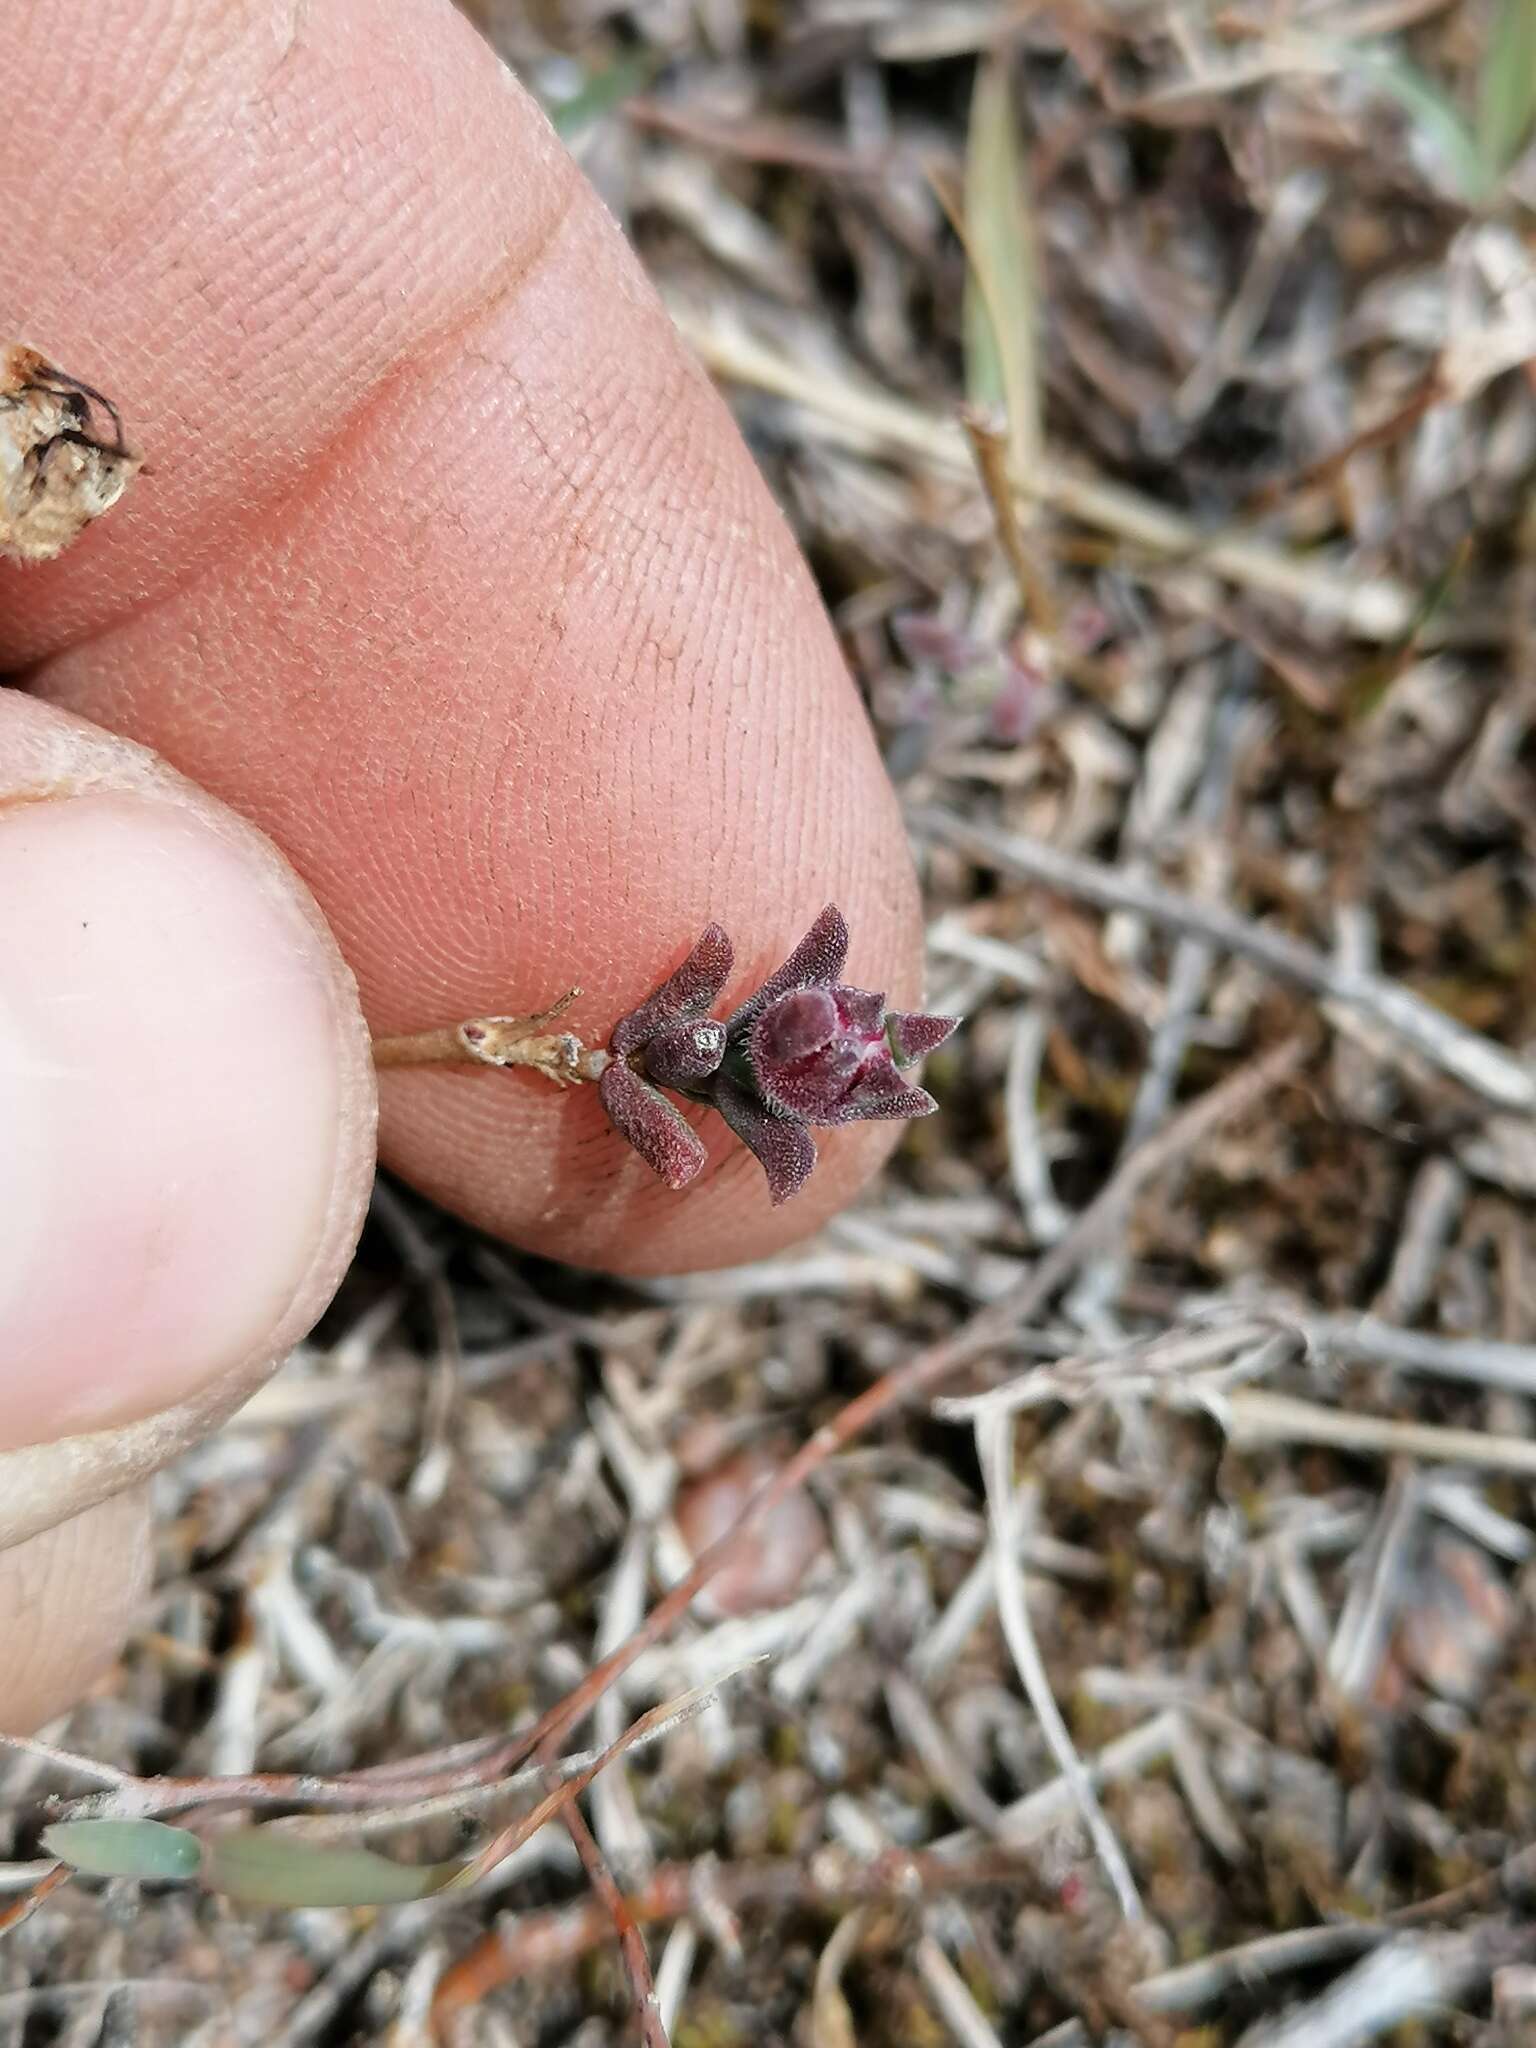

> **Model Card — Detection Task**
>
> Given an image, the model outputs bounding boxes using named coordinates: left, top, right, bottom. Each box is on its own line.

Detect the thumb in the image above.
left=0, top=691, right=375, bottom=1723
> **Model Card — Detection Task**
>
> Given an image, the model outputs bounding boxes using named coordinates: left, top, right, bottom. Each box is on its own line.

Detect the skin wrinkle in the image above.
left=159, top=172, right=586, bottom=637
left=87, top=2, right=226, bottom=165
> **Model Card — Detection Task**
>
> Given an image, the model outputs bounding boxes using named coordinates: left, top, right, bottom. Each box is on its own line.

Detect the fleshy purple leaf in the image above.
left=642, top=1017, right=727, bottom=1090
left=893, top=610, right=987, bottom=674
left=751, top=1031, right=936, bottom=1124
left=610, top=923, right=734, bottom=1058
left=887, top=1010, right=960, bottom=1066
left=711, top=1074, right=818, bottom=1207
left=989, top=649, right=1048, bottom=746
left=834, top=986, right=886, bottom=1037
left=598, top=1061, right=708, bottom=1190
left=725, top=906, right=849, bottom=1036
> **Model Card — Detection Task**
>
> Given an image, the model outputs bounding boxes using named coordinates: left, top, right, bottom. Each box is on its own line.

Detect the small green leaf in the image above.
left=1327, top=42, right=1491, bottom=202
left=963, top=52, right=1042, bottom=478
left=1477, top=0, right=1536, bottom=179
left=43, top=1819, right=203, bottom=1882
left=203, top=1828, right=464, bottom=1907
left=545, top=52, right=655, bottom=144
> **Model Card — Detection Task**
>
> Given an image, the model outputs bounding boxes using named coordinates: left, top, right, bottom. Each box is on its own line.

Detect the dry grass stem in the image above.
left=976, top=1426, right=1143, bottom=1919
left=914, top=807, right=1536, bottom=1111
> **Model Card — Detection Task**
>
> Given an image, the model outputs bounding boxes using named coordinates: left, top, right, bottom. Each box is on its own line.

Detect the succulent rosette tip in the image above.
left=597, top=905, right=959, bottom=1205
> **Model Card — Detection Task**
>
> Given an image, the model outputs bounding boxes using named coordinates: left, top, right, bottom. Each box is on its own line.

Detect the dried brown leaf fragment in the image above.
left=0, top=344, right=139, bottom=562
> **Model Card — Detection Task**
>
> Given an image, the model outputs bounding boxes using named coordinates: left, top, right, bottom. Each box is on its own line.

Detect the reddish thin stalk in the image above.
left=557, top=1797, right=669, bottom=2048
left=434, top=1847, right=1041, bottom=2016
left=0, top=1861, right=72, bottom=1936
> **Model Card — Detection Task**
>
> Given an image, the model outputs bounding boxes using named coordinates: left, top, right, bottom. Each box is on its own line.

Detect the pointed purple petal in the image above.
left=887, top=1011, right=960, bottom=1066
left=610, top=923, right=734, bottom=1056
left=711, top=1074, right=819, bottom=1206
left=832, top=985, right=886, bottom=1039
left=725, top=906, right=850, bottom=1035
left=641, top=1017, right=727, bottom=1089
left=598, top=1061, right=708, bottom=1189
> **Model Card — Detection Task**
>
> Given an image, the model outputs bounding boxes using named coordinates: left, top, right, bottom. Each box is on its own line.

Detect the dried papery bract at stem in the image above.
left=371, top=906, right=960, bottom=1206
left=372, top=990, right=611, bottom=1088
left=0, top=344, right=139, bottom=562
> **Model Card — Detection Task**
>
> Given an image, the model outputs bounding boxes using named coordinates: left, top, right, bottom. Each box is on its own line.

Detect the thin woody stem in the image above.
left=958, top=402, right=1060, bottom=636
left=371, top=1026, right=467, bottom=1069
left=372, top=991, right=611, bottom=1087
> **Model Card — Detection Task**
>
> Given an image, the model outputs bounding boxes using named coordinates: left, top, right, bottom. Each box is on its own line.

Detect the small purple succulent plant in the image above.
left=596, top=906, right=958, bottom=1205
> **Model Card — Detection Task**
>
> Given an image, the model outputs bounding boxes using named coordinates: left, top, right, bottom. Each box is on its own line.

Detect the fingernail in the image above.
left=0, top=791, right=372, bottom=1450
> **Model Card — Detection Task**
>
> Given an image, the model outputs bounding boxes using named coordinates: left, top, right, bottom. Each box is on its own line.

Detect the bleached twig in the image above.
left=885, top=1672, right=1007, bottom=1836
left=1300, top=1313, right=1536, bottom=1397
left=1024, top=1924, right=1387, bottom=2046
left=1215, top=1390, right=1536, bottom=1475
left=936, top=1317, right=1286, bottom=1423
left=1326, top=1469, right=1421, bottom=1701
left=957, top=1712, right=1180, bottom=1856
left=670, top=302, right=1415, bottom=637
left=911, top=807, right=1536, bottom=1113
left=1004, top=1004, right=1072, bottom=1243
left=1237, top=1926, right=1524, bottom=2048
left=1071, top=665, right=1254, bottom=1315
left=1371, top=1160, right=1467, bottom=1324
left=916, top=1933, right=1009, bottom=2048
left=977, top=1421, right=1143, bottom=1920
left=653, top=1922, right=698, bottom=2037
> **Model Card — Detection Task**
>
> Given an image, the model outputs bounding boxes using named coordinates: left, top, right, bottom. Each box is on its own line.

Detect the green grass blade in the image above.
left=1318, top=39, right=1490, bottom=202
left=1477, top=0, right=1536, bottom=178
left=963, top=52, right=1042, bottom=478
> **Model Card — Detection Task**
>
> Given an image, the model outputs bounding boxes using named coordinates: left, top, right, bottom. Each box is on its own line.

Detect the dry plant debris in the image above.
left=8, top=3, right=1536, bottom=2045
left=0, top=344, right=138, bottom=562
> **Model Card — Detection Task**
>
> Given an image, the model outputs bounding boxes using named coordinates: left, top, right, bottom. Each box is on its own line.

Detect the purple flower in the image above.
left=597, top=906, right=959, bottom=1206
